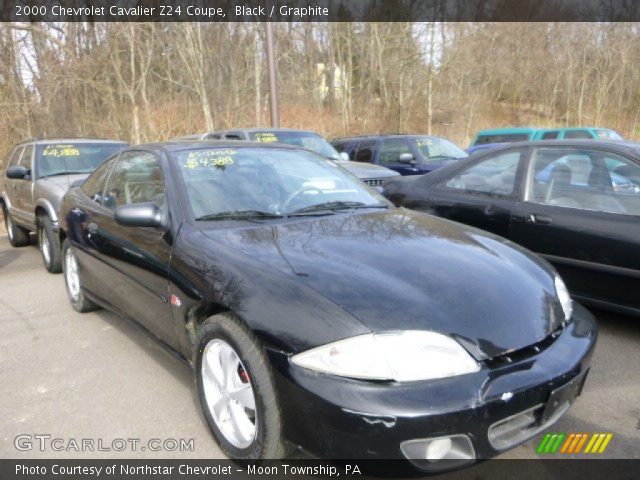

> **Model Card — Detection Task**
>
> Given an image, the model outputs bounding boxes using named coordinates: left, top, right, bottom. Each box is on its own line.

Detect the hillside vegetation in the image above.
left=1, top=22, right=639, bottom=158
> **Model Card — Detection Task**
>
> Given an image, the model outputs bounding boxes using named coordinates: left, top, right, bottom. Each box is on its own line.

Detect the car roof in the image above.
left=550, top=126, right=614, bottom=131
left=475, top=127, right=542, bottom=135
left=473, top=139, right=640, bottom=155
left=16, top=138, right=127, bottom=146
left=218, top=128, right=322, bottom=134
left=331, top=134, right=443, bottom=141
left=133, top=140, right=308, bottom=154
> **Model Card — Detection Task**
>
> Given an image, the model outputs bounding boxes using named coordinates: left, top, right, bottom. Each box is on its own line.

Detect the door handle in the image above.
left=485, top=204, right=498, bottom=215
left=527, top=213, right=553, bottom=225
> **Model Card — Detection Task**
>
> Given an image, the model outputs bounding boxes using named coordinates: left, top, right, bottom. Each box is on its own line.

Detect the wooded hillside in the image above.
left=1, top=22, right=639, bottom=157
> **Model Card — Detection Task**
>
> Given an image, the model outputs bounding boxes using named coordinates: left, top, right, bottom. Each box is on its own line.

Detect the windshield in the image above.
left=175, top=147, right=387, bottom=219
left=35, top=143, right=126, bottom=178
left=410, top=137, right=467, bottom=162
left=249, top=131, right=341, bottom=160
left=595, top=129, right=623, bottom=140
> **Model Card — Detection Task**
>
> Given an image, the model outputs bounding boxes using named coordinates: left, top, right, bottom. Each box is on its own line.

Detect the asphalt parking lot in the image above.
left=1, top=235, right=638, bottom=460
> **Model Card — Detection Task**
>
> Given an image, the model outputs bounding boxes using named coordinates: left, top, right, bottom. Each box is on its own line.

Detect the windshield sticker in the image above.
left=184, top=149, right=236, bottom=169
left=254, top=132, right=278, bottom=143
left=42, top=145, right=80, bottom=157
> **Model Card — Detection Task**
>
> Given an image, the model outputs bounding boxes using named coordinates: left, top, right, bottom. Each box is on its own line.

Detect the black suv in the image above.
left=331, top=134, right=468, bottom=176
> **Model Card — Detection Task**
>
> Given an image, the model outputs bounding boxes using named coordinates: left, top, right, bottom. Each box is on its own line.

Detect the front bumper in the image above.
left=267, top=304, right=597, bottom=467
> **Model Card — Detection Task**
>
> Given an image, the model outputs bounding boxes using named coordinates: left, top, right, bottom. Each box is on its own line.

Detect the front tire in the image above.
left=38, top=216, right=62, bottom=273
left=3, top=206, right=30, bottom=247
left=196, top=313, right=290, bottom=459
left=62, top=239, right=98, bottom=313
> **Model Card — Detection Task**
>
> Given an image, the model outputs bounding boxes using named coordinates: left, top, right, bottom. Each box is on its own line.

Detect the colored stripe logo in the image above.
left=537, top=433, right=612, bottom=454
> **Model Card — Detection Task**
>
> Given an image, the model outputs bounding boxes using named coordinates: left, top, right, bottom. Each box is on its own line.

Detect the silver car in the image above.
left=1, top=138, right=127, bottom=272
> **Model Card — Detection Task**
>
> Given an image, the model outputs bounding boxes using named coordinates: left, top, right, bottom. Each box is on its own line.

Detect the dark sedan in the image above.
left=383, top=140, right=640, bottom=317
left=59, top=142, right=596, bottom=470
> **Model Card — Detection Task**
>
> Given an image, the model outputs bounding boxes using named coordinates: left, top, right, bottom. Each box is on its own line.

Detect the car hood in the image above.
left=201, top=209, right=563, bottom=360
left=38, top=173, right=89, bottom=191
left=336, top=160, right=400, bottom=179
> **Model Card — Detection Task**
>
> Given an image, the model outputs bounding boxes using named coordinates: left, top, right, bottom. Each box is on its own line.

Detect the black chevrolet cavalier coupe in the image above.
left=59, top=142, right=596, bottom=471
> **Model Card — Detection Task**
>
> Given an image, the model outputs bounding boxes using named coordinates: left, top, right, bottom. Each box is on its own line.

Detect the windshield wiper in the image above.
left=195, top=210, right=284, bottom=221
left=288, top=201, right=388, bottom=215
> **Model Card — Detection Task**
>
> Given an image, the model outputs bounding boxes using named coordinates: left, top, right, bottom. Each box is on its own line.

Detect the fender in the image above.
left=0, top=192, right=12, bottom=211
left=35, top=198, right=59, bottom=224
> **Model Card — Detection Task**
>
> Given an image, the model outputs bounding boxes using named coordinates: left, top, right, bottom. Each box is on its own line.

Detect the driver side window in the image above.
left=103, top=152, right=165, bottom=210
left=379, top=138, right=411, bottom=164
left=442, top=149, right=524, bottom=197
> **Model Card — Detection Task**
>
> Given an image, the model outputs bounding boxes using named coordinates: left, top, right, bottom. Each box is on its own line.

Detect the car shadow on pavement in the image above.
left=92, top=308, right=200, bottom=404
left=586, top=306, right=640, bottom=336
left=0, top=246, right=22, bottom=270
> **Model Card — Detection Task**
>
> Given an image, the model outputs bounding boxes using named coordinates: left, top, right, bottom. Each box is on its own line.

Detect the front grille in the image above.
left=364, top=179, right=384, bottom=187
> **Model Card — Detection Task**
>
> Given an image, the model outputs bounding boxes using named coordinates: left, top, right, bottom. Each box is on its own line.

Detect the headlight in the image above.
left=291, top=331, right=480, bottom=382
left=555, top=275, right=573, bottom=322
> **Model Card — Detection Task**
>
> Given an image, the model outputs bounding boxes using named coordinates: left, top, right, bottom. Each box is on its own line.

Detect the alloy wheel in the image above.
left=201, top=339, right=257, bottom=449
left=6, top=214, right=14, bottom=242
left=40, top=226, right=50, bottom=265
left=64, top=247, right=81, bottom=301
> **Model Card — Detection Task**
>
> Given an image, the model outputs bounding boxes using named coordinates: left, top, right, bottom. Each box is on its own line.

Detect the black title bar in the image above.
left=3, top=0, right=640, bottom=22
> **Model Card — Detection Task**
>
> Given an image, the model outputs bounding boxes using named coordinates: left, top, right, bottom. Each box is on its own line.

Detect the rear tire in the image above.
left=3, top=206, right=30, bottom=247
left=195, top=313, right=290, bottom=459
left=38, top=215, right=62, bottom=273
left=62, top=239, right=98, bottom=313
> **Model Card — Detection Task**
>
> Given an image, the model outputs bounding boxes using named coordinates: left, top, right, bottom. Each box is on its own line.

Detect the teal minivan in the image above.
left=468, top=127, right=623, bottom=153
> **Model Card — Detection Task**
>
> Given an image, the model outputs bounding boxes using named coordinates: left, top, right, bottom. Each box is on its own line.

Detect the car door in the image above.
left=86, top=150, right=177, bottom=347
left=415, top=147, right=529, bottom=238
left=509, top=145, right=640, bottom=314
left=377, top=137, right=424, bottom=175
left=13, top=143, right=35, bottom=227
left=67, top=157, right=118, bottom=298
left=4, top=145, right=24, bottom=211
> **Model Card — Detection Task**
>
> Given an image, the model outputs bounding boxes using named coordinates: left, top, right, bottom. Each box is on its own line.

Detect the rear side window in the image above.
left=527, top=147, right=639, bottom=215
left=541, top=131, right=559, bottom=140
left=563, top=130, right=593, bottom=139
left=354, top=140, right=377, bottom=163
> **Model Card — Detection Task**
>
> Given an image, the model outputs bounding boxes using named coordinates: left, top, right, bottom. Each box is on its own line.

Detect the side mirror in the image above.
left=115, top=202, right=163, bottom=229
left=398, top=153, right=416, bottom=165
left=340, top=152, right=350, bottom=161
left=6, top=165, right=30, bottom=179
